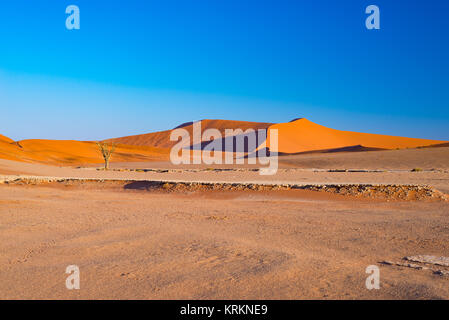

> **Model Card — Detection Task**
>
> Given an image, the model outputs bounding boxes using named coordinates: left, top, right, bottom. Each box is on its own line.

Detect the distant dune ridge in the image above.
left=0, top=118, right=446, bottom=165
left=106, top=119, right=273, bottom=149
left=0, top=138, right=169, bottom=165
left=265, top=118, right=445, bottom=154
left=0, top=134, right=14, bottom=143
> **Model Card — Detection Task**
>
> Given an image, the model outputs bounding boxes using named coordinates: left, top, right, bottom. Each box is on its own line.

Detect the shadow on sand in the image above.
left=124, top=181, right=165, bottom=191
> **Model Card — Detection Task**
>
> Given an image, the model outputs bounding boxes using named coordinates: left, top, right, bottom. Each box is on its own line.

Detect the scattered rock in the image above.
left=380, top=260, right=429, bottom=270
left=404, top=255, right=449, bottom=267
left=1, top=175, right=447, bottom=201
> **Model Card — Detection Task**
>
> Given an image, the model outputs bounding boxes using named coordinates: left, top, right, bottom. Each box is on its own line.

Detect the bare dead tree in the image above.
left=96, top=141, right=116, bottom=170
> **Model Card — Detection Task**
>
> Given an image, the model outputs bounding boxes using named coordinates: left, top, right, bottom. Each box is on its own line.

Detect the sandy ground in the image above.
left=0, top=183, right=448, bottom=299
left=278, top=146, right=449, bottom=170
left=0, top=148, right=448, bottom=300
left=1, top=155, right=449, bottom=194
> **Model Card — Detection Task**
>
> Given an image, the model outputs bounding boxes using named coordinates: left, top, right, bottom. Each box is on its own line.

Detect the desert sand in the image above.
left=0, top=146, right=448, bottom=299
left=0, top=181, right=448, bottom=299
left=1, top=146, right=449, bottom=193
left=0, top=119, right=448, bottom=300
left=0, top=134, right=14, bottom=143
left=106, top=119, right=273, bottom=149
left=0, top=119, right=446, bottom=167
left=0, top=139, right=169, bottom=165
left=266, top=119, right=445, bottom=153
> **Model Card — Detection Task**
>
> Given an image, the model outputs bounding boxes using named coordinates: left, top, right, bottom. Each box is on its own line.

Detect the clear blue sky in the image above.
left=0, top=0, right=448, bottom=141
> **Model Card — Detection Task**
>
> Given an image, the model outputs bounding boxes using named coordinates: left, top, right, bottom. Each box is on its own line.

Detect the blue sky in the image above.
left=0, top=0, right=448, bottom=141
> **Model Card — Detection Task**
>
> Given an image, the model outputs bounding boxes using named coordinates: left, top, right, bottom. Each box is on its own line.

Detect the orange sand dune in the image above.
left=0, top=134, right=13, bottom=143
left=266, top=118, right=446, bottom=154
left=107, top=119, right=273, bottom=148
left=0, top=140, right=22, bottom=161
left=1, top=118, right=446, bottom=165
left=0, top=138, right=169, bottom=165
